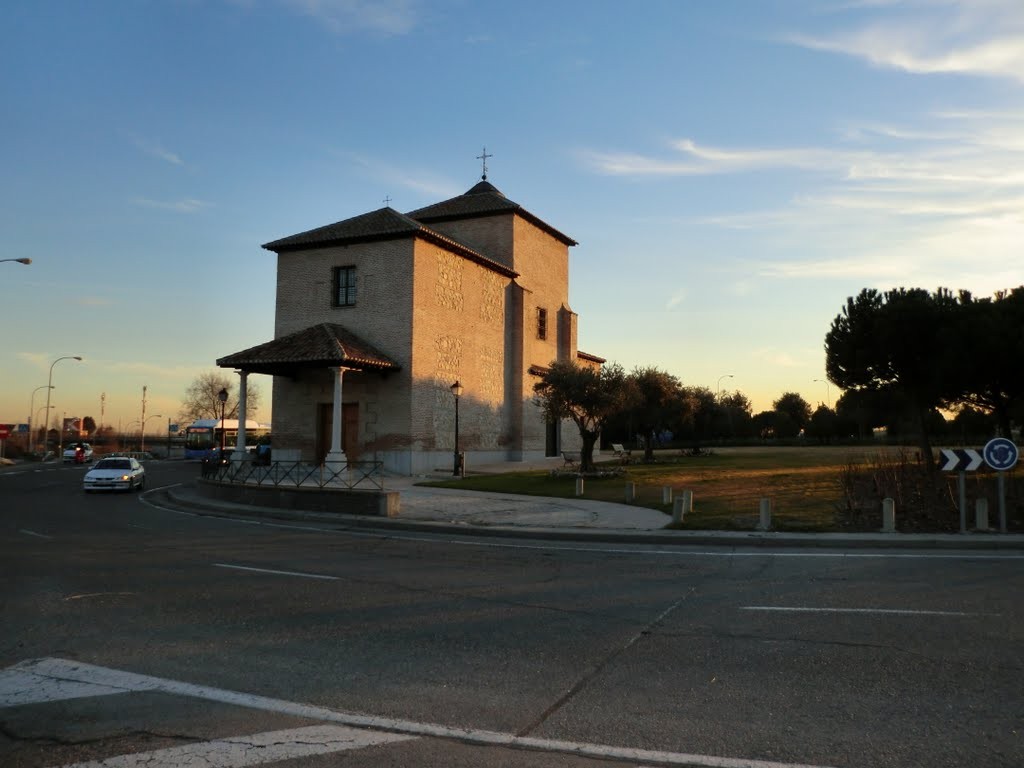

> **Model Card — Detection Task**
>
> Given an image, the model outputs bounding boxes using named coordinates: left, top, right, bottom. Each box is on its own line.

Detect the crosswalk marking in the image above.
left=0, top=668, right=128, bottom=708
left=5, top=658, right=839, bottom=768
left=57, top=724, right=414, bottom=767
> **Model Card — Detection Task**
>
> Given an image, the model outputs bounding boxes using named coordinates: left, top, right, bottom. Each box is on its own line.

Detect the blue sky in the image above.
left=2, top=0, right=1022, bottom=432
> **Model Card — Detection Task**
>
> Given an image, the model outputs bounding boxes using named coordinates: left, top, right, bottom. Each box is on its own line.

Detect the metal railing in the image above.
left=202, top=458, right=384, bottom=491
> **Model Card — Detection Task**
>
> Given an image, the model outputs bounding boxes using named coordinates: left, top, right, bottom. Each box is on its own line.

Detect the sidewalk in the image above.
left=155, top=456, right=1024, bottom=550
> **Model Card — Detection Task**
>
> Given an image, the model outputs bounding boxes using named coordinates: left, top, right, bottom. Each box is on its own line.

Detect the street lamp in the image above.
left=34, top=405, right=53, bottom=451
left=29, top=385, right=54, bottom=451
left=44, top=356, right=82, bottom=453
left=217, top=387, right=228, bottom=459
left=140, top=414, right=162, bottom=452
left=450, top=381, right=463, bottom=476
left=813, top=378, right=832, bottom=408
left=1, top=258, right=31, bottom=265
left=716, top=374, right=734, bottom=399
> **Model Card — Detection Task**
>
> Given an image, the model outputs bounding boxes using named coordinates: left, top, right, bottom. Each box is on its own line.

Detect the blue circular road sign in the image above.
left=983, top=437, right=1019, bottom=471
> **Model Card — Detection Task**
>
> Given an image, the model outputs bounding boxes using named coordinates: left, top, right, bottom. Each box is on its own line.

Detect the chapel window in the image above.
left=537, top=307, right=547, bottom=340
left=333, top=266, right=357, bottom=307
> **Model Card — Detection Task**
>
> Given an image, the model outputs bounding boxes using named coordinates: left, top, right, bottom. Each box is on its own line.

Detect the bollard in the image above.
left=672, top=496, right=686, bottom=524
left=882, top=497, right=896, bottom=533
left=975, top=497, right=989, bottom=531
left=575, top=476, right=584, bottom=497
left=625, top=481, right=636, bottom=503
left=757, top=498, right=772, bottom=531
left=662, top=486, right=673, bottom=505
left=682, top=489, right=693, bottom=516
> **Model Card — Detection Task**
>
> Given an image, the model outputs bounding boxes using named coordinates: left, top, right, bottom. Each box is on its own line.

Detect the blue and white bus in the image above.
left=183, top=419, right=269, bottom=460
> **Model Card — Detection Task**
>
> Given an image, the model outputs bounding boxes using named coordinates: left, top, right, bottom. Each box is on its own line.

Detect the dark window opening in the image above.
left=333, top=266, right=357, bottom=307
left=537, top=307, right=547, bottom=340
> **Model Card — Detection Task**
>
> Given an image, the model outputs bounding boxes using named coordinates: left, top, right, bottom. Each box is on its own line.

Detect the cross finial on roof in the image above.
left=476, top=146, right=493, bottom=180
left=383, top=195, right=392, bottom=206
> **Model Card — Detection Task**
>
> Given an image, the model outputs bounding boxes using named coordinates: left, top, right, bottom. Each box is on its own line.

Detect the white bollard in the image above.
left=672, top=496, right=686, bottom=524
left=575, top=477, right=584, bottom=497
left=625, top=481, right=636, bottom=503
left=757, top=498, right=772, bottom=531
left=662, top=486, right=673, bottom=505
left=682, top=489, right=693, bottom=516
left=882, top=497, right=896, bottom=533
left=975, top=497, right=989, bottom=531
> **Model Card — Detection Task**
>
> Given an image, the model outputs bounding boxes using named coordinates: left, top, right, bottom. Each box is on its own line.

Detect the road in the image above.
left=1, top=460, right=1022, bottom=767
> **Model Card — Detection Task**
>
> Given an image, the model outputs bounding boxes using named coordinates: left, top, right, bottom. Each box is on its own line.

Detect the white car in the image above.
left=83, top=457, right=146, bottom=492
left=63, top=443, right=94, bottom=463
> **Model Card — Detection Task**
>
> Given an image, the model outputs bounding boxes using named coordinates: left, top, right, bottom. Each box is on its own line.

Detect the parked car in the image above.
left=83, top=457, right=145, bottom=492
left=63, top=442, right=94, bottom=464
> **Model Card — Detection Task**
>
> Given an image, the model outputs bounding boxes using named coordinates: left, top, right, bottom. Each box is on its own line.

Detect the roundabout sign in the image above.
left=983, top=437, right=1019, bottom=472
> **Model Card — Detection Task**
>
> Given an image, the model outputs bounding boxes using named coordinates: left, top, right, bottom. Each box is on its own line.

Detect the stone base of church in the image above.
left=379, top=448, right=554, bottom=476
left=197, top=478, right=399, bottom=517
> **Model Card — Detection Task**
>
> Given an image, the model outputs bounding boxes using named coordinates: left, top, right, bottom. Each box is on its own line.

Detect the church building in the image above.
left=216, top=172, right=603, bottom=475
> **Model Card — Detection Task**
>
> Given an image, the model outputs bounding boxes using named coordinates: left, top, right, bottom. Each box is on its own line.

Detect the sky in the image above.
left=2, top=0, right=1022, bottom=433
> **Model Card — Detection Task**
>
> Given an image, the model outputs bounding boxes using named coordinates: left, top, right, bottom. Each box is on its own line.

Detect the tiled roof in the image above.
left=261, top=206, right=516, bottom=278
left=406, top=181, right=578, bottom=246
left=262, top=207, right=425, bottom=251
left=216, top=323, right=400, bottom=375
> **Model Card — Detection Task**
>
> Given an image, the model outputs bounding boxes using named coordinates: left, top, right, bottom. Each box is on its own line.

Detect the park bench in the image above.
left=561, top=451, right=582, bottom=468
left=610, top=443, right=632, bottom=462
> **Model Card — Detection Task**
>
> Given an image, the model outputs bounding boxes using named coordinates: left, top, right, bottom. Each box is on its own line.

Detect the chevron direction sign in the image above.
left=940, top=448, right=984, bottom=472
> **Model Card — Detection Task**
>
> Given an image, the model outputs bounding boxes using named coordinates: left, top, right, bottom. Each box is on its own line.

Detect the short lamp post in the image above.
left=217, top=388, right=228, bottom=460
left=141, top=415, right=162, bottom=452
left=451, top=381, right=463, bottom=476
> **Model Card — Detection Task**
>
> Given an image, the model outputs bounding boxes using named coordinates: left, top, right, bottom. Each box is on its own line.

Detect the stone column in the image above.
left=231, top=370, right=249, bottom=463
left=324, top=367, right=348, bottom=467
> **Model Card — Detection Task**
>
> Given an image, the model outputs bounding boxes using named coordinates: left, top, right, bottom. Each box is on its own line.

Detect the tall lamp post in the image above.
left=716, top=373, right=734, bottom=399
left=141, top=414, right=162, bottom=452
left=217, top=388, right=228, bottom=460
left=29, top=385, right=54, bottom=452
left=44, top=356, right=82, bottom=453
left=814, top=378, right=832, bottom=408
left=450, top=381, right=463, bottom=476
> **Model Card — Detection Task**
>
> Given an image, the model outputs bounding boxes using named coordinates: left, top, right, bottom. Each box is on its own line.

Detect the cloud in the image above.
left=788, top=0, right=1024, bottom=84
left=132, top=136, right=183, bottom=166
left=132, top=197, right=209, bottom=213
left=75, top=297, right=112, bottom=307
left=283, top=0, right=418, bottom=36
left=334, top=151, right=462, bottom=201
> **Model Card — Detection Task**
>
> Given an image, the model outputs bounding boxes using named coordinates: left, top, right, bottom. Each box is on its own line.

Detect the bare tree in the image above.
left=178, top=371, right=262, bottom=425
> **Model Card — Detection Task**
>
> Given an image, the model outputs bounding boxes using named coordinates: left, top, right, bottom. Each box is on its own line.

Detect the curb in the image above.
left=150, top=486, right=1024, bottom=551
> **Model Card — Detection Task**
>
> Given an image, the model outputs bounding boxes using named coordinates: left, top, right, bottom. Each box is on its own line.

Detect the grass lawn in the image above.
left=423, top=445, right=914, bottom=532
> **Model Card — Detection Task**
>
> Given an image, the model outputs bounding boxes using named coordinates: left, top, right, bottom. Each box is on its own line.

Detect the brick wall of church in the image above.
left=407, top=239, right=512, bottom=456
left=425, top=214, right=515, bottom=270
left=271, top=239, right=416, bottom=459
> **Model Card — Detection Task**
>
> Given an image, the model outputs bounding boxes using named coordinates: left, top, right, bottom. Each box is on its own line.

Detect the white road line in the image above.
left=742, top=606, right=991, bottom=617
left=18, top=528, right=52, bottom=539
left=6, top=658, right=838, bottom=768
left=213, top=563, right=339, bottom=580
left=57, top=724, right=414, bottom=768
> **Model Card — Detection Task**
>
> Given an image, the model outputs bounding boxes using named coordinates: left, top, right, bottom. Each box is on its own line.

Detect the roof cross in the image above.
left=476, top=146, right=493, bottom=180
left=383, top=195, right=392, bottom=206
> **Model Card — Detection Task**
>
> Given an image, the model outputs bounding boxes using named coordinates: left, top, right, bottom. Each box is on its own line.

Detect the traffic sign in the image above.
left=939, top=448, right=983, bottom=472
left=983, top=438, right=1019, bottom=471
left=0, top=425, right=10, bottom=440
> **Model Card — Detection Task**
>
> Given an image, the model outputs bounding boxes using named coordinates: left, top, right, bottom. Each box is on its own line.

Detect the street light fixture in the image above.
left=44, top=356, right=82, bottom=453
left=814, top=378, right=832, bottom=408
left=29, top=385, right=54, bottom=451
left=1, top=258, right=32, bottom=265
left=450, top=381, right=463, bottom=476
left=217, top=388, right=228, bottom=460
left=140, top=414, right=163, bottom=452
left=716, top=374, right=734, bottom=399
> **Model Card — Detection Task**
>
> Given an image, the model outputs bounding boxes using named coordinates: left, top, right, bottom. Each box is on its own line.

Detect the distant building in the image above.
left=217, top=176, right=602, bottom=475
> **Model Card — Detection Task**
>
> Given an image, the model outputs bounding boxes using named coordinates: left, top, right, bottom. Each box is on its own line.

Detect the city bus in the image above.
left=183, top=419, right=270, bottom=460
